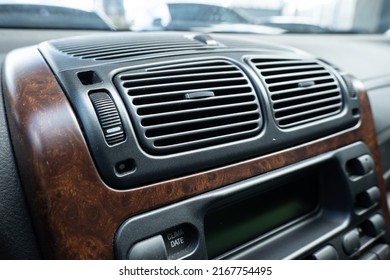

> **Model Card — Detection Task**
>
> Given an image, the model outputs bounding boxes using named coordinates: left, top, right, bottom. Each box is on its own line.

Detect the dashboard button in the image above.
left=358, top=252, right=378, bottom=260
left=312, top=245, right=339, bottom=260
left=370, top=244, right=390, bottom=260
left=356, top=186, right=380, bottom=208
left=364, top=214, right=386, bottom=237
left=347, top=155, right=374, bottom=176
left=128, top=235, right=168, bottom=260
left=342, top=229, right=361, bottom=255
left=162, top=224, right=197, bottom=259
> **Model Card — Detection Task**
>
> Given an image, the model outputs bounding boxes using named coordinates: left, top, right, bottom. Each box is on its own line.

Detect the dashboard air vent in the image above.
left=115, top=60, right=262, bottom=155
left=52, top=34, right=221, bottom=61
left=250, top=58, right=343, bottom=128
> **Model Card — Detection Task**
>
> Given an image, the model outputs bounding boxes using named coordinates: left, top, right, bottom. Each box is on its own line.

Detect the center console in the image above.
left=116, top=142, right=389, bottom=259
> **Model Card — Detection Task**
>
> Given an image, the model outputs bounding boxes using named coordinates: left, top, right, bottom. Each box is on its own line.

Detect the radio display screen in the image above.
left=204, top=173, right=319, bottom=258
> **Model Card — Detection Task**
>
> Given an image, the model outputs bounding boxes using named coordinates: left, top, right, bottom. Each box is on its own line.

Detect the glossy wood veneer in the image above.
left=3, top=47, right=390, bottom=259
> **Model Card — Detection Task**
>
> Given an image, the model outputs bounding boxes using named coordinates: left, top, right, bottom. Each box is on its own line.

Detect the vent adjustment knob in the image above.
left=90, top=92, right=126, bottom=146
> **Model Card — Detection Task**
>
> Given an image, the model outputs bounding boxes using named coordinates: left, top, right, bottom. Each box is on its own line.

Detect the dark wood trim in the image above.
left=3, top=47, right=390, bottom=259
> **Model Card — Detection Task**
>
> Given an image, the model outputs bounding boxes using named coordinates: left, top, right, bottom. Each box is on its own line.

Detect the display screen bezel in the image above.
left=204, top=172, right=320, bottom=259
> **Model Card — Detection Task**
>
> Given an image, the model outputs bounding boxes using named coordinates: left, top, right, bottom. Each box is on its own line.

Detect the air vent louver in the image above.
left=52, top=34, right=222, bottom=61
left=250, top=58, right=343, bottom=128
left=115, top=60, right=262, bottom=155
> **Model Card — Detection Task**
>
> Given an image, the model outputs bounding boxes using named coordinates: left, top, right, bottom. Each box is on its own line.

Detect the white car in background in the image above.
left=124, top=1, right=283, bottom=34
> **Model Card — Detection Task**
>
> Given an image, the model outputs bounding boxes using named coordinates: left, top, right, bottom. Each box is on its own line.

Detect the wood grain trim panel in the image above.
left=3, top=47, right=390, bottom=259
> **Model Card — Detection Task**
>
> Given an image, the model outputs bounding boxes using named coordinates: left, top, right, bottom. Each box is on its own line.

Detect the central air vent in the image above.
left=51, top=34, right=222, bottom=61
left=115, top=60, right=262, bottom=155
left=250, top=58, right=343, bottom=128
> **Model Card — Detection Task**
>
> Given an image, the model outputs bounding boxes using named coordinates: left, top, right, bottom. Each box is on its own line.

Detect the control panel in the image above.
left=115, top=142, right=390, bottom=260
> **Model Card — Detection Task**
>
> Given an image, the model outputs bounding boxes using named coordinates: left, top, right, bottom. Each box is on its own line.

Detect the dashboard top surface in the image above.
left=2, top=29, right=390, bottom=83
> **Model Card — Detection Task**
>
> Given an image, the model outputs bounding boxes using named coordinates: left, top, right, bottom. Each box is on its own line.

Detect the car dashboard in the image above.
left=1, top=29, right=390, bottom=260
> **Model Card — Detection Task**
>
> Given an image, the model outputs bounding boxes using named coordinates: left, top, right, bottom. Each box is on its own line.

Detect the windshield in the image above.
left=1, top=0, right=389, bottom=34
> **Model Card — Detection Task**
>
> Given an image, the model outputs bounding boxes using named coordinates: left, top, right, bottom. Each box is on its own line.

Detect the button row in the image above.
left=311, top=214, right=387, bottom=260
left=359, top=244, right=390, bottom=260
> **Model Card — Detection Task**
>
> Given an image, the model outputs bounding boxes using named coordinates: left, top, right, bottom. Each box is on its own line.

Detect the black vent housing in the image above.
left=40, top=32, right=361, bottom=189
left=250, top=58, right=343, bottom=128
left=51, top=34, right=222, bottom=61
left=115, top=59, right=262, bottom=155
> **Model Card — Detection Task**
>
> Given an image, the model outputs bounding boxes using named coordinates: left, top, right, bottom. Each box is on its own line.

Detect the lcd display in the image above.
left=204, top=174, right=319, bottom=258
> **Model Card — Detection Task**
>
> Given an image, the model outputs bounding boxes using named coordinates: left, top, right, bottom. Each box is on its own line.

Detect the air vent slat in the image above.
left=279, top=111, right=341, bottom=127
left=276, top=103, right=342, bottom=121
left=120, top=65, right=237, bottom=81
left=263, top=70, right=330, bottom=82
left=136, top=92, right=254, bottom=109
left=127, top=79, right=248, bottom=96
left=139, top=103, right=258, bottom=124
left=81, top=45, right=206, bottom=59
left=260, top=65, right=324, bottom=76
left=274, top=95, right=342, bottom=112
left=116, top=59, right=262, bottom=154
left=129, top=85, right=252, bottom=101
left=121, top=70, right=242, bottom=87
left=58, top=38, right=192, bottom=52
left=53, top=34, right=222, bottom=61
left=151, top=129, right=257, bottom=152
left=143, top=111, right=259, bottom=130
left=268, top=77, right=335, bottom=94
left=148, top=59, right=233, bottom=69
left=272, top=89, right=341, bottom=105
left=125, top=77, right=247, bottom=92
left=89, top=47, right=211, bottom=60
left=68, top=41, right=201, bottom=56
left=250, top=58, right=294, bottom=63
left=147, top=119, right=260, bottom=140
left=250, top=57, right=343, bottom=128
left=250, top=61, right=315, bottom=68
left=270, top=82, right=337, bottom=95
left=153, top=123, right=259, bottom=148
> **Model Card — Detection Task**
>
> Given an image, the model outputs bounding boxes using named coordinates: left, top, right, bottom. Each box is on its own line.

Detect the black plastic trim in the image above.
left=38, top=33, right=361, bottom=189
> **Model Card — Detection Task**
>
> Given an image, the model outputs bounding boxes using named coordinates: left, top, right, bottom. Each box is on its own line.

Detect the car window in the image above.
left=167, top=3, right=248, bottom=23
left=0, top=0, right=389, bottom=34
